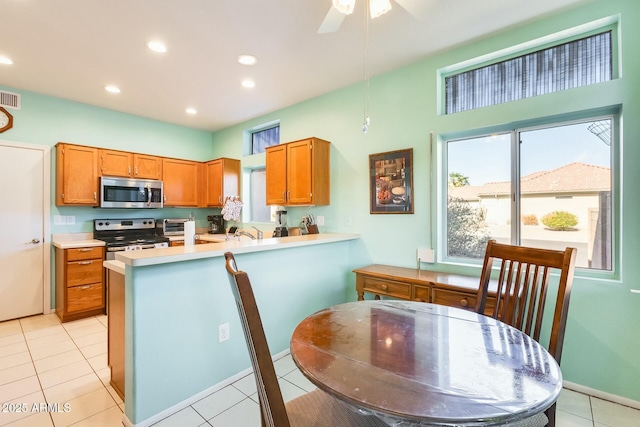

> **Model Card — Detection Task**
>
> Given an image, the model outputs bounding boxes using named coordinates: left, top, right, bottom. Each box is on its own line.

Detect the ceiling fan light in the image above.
left=370, top=0, right=392, bottom=18
left=332, top=0, right=355, bottom=15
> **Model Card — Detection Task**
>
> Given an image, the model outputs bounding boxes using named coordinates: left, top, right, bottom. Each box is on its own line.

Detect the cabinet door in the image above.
left=205, top=159, right=240, bottom=207
left=266, top=145, right=288, bottom=205
left=56, top=144, right=99, bottom=206
left=287, top=139, right=313, bottom=205
left=206, top=160, right=224, bottom=206
left=133, top=154, right=162, bottom=180
left=162, top=158, right=199, bottom=206
left=99, top=149, right=132, bottom=177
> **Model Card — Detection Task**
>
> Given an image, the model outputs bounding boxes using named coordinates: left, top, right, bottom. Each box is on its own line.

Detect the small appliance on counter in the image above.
left=156, top=218, right=189, bottom=236
left=207, top=215, right=224, bottom=234
left=273, top=209, right=288, bottom=237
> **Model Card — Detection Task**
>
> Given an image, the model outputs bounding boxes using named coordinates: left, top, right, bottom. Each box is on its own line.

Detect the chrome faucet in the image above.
left=235, top=230, right=256, bottom=240
left=251, top=226, right=263, bottom=240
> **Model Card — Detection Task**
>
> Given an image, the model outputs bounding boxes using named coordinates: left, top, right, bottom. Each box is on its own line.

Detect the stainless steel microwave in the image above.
left=100, top=176, right=163, bottom=208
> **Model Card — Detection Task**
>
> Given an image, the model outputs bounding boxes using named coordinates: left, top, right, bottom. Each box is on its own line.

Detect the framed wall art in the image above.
left=369, top=148, right=413, bottom=214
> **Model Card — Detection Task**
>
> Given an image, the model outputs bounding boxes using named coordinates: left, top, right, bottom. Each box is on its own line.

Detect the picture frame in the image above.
left=369, top=148, right=413, bottom=214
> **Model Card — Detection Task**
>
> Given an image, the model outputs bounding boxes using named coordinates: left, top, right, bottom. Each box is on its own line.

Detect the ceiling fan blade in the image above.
left=394, top=0, right=431, bottom=18
left=318, top=6, right=347, bottom=34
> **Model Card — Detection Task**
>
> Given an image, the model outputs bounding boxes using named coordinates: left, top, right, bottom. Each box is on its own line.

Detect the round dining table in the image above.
left=290, top=300, right=562, bottom=426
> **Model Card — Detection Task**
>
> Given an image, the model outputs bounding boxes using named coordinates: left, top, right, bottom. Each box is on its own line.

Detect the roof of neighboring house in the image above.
left=449, top=162, right=611, bottom=200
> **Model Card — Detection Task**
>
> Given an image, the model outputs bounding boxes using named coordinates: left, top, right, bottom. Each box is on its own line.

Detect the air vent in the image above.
left=0, top=90, right=21, bottom=110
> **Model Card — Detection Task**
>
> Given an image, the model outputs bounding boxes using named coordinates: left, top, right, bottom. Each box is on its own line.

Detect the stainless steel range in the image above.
left=93, top=218, right=169, bottom=260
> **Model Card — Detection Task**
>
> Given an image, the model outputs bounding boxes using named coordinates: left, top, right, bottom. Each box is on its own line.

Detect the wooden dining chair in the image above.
left=223, top=252, right=387, bottom=427
left=475, top=239, right=577, bottom=427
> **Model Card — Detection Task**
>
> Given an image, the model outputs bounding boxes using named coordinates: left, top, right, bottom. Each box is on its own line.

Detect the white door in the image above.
left=0, top=143, right=45, bottom=321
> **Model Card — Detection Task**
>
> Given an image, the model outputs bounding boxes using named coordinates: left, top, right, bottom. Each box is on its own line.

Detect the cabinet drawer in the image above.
left=432, top=288, right=476, bottom=310
left=413, top=284, right=431, bottom=302
left=361, top=277, right=411, bottom=299
left=67, top=260, right=103, bottom=287
left=67, top=283, right=104, bottom=313
left=67, top=247, right=104, bottom=261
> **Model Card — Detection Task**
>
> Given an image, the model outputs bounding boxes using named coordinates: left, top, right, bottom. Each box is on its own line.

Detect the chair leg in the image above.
left=545, top=402, right=556, bottom=427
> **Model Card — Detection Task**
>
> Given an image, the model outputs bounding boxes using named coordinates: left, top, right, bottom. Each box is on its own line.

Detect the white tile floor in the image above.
left=1, top=314, right=639, bottom=426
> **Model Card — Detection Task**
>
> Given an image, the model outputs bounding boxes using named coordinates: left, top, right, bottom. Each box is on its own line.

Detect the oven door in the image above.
left=100, top=176, right=163, bottom=208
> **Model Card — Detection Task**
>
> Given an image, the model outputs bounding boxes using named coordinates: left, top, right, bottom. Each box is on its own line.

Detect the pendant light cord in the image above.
left=362, top=0, right=371, bottom=133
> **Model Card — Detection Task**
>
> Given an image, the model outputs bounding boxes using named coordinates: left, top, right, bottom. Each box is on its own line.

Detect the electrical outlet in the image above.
left=316, top=215, right=325, bottom=226
left=417, top=248, right=434, bottom=263
left=345, top=216, right=352, bottom=227
left=219, top=323, right=230, bottom=342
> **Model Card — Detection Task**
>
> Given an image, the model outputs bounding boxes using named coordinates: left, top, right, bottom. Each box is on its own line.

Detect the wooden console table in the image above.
left=354, top=264, right=497, bottom=313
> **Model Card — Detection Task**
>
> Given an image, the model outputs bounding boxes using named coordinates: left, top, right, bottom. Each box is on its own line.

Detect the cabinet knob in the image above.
left=460, top=298, right=469, bottom=307
left=135, top=166, right=139, bottom=176
left=128, top=166, right=131, bottom=176
left=93, top=192, right=97, bottom=202
left=380, top=284, right=388, bottom=291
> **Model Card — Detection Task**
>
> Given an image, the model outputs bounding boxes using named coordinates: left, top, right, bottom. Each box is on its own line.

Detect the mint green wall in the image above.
left=210, top=0, right=640, bottom=403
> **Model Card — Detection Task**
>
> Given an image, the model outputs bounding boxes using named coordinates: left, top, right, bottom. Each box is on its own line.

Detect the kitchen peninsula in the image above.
left=103, top=233, right=361, bottom=426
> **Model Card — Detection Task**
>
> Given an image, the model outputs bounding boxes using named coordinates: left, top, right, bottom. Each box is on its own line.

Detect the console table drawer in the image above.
left=432, top=288, right=476, bottom=310
left=361, top=277, right=411, bottom=300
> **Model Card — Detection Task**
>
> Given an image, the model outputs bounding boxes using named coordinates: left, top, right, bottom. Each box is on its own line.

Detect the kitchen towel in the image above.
left=184, top=220, right=196, bottom=246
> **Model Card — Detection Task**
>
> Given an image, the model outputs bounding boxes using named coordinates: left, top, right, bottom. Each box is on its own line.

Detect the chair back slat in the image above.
left=475, top=240, right=577, bottom=365
left=224, top=252, right=291, bottom=427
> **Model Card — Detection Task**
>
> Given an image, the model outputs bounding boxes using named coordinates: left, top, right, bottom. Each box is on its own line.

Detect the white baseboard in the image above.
left=124, top=349, right=292, bottom=427
left=564, top=381, right=640, bottom=410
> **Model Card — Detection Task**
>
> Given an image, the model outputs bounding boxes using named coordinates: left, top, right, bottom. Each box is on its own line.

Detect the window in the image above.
left=445, top=116, right=613, bottom=271
left=445, top=31, right=612, bottom=114
left=249, top=168, right=271, bottom=223
left=251, top=125, right=280, bottom=154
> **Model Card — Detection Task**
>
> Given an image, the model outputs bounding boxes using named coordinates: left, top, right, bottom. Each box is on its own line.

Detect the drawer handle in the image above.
left=77, top=248, right=93, bottom=252
left=380, top=284, right=388, bottom=291
left=79, top=285, right=92, bottom=290
left=77, top=261, right=93, bottom=265
left=460, top=298, right=469, bottom=307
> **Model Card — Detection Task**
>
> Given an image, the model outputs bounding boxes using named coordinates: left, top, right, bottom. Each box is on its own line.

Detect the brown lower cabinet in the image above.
left=55, top=246, right=106, bottom=322
left=354, top=264, right=497, bottom=315
left=107, top=269, right=125, bottom=400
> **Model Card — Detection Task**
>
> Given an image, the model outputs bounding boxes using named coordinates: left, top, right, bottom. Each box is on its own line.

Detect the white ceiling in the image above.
left=1, top=0, right=589, bottom=131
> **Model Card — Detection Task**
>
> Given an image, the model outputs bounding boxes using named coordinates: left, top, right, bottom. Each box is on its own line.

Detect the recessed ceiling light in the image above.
left=242, top=79, right=255, bottom=89
left=186, top=108, right=197, bottom=115
left=105, top=85, right=121, bottom=94
left=0, top=56, right=13, bottom=65
left=238, top=55, right=257, bottom=66
left=147, top=41, right=167, bottom=53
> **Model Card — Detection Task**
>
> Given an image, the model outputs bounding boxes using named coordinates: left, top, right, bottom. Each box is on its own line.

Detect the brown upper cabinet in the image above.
left=99, top=149, right=162, bottom=180
left=162, top=158, right=200, bottom=207
left=266, top=137, right=330, bottom=206
left=56, top=142, right=239, bottom=207
left=204, top=158, right=241, bottom=207
left=133, top=154, right=162, bottom=180
left=56, top=143, right=99, bottom=206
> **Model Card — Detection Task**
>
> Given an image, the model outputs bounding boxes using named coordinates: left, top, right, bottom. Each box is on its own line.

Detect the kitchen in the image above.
left=1, top=0, right=640, bottom=426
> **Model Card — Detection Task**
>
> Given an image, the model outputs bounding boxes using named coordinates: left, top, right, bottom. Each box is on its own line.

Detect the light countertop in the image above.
left=115, top=233, right=360, bottom=267
left=52, top=233, right=105, bottom=249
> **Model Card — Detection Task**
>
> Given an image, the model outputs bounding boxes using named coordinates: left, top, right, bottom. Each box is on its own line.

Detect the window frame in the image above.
left=437, top=110, right=620, bottom=280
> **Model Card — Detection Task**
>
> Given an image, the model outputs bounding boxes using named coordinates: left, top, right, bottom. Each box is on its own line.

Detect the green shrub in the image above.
left=522, top=214, right=539, bottom=226
left=541, top=211, right=578, bottom=230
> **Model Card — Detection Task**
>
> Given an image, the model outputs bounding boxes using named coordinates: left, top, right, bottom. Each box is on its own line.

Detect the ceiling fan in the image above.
left=318, top=0, right=423, bottom=34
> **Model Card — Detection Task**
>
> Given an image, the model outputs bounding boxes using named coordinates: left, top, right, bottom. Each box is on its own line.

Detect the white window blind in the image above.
left=445, top=31, right=612, bottom=114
